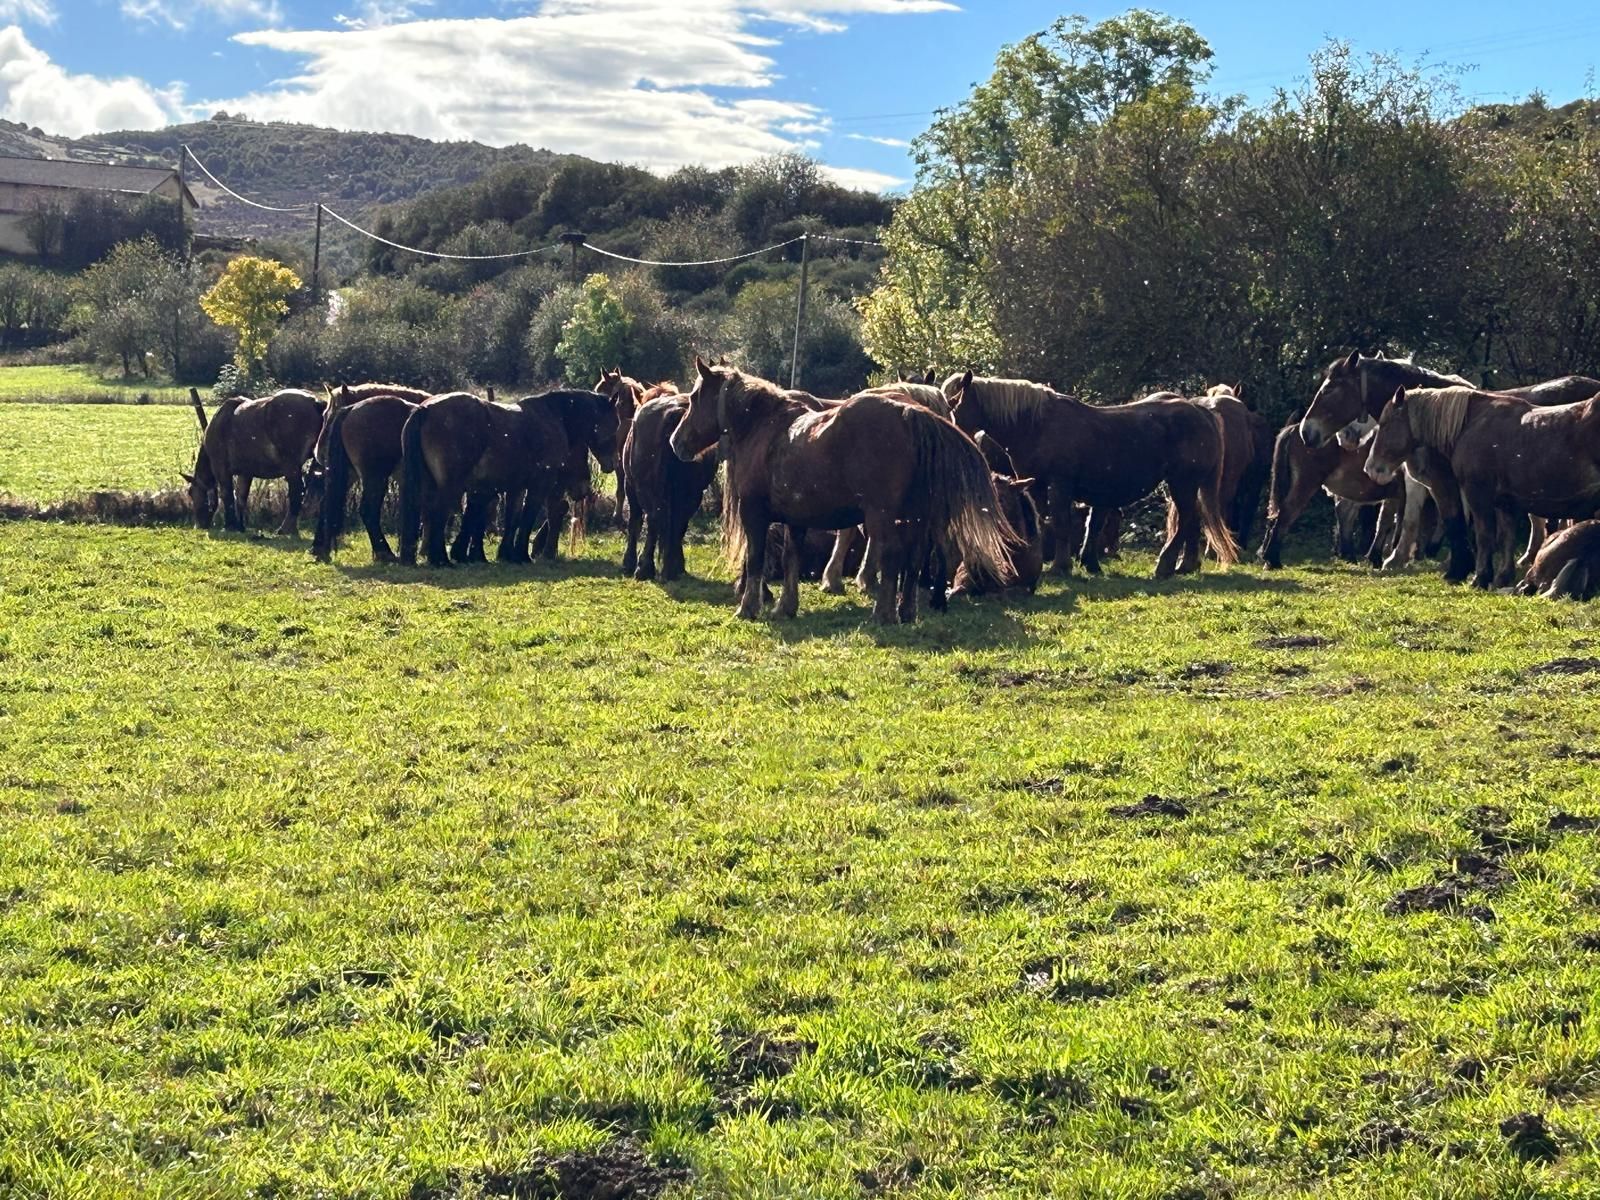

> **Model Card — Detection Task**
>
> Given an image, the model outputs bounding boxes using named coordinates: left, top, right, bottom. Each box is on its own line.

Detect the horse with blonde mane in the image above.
left=1365, top=385, right=1600, bottom=588
left=671, top=360, right=1014, bottom=624
left=947, top=371, right=1237, bottom=579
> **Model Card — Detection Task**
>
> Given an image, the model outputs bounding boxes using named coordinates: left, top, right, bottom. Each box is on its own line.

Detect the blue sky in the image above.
left=2, top=1, right=1597, bottom=191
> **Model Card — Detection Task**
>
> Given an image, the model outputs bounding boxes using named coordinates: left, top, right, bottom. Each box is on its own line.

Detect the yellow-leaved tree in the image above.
left=200, top=256, right=302, bottom=377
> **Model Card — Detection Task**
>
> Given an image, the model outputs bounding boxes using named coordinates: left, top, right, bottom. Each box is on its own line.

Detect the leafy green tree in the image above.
left=556, top=273, right=630, bottom=384
left=201, top=255, right=302, bottom=377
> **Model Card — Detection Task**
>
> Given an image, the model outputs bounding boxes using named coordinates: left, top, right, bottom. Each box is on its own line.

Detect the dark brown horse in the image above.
left=311, top=387, right=426, bottom=563
left=398, top=390, right=617, bottom=568
left=1298, top=353, right=1600, bottom=579
left=1200, top=385, right=1274, bottom=546
left=1365, top=386, right=1600, bottom=588
left=622, top=392, right=715, bottom=581
left=949, top=371, right=1237, bottom=579
left=670, top=360, right=1013, bottom=624
left=184, top=387, right=322, bottom=534
left=1258, top=422, right=1409, bottom=568
left=1518, top=520, right=1600, bottom=600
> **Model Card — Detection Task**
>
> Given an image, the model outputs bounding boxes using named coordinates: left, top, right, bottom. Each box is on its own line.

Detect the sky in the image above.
left=0, top=1, right=1597, bottom=193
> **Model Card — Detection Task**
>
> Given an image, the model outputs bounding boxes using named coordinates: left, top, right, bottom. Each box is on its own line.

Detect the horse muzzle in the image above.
left=1365, top=460, right=1397, bottom=486
left=1299, top=419, right=1328, bottom=449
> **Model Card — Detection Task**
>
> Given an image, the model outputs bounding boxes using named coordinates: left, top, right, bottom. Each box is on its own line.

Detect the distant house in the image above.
left=0, top=155, right=197, bottom=257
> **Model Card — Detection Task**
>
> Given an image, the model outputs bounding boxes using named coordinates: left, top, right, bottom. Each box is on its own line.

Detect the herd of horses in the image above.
left=176, top=349, right=1600, bottom=622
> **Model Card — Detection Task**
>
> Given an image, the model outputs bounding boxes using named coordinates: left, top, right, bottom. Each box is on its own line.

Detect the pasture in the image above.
left=0, top=364, right=193, bottom=407
left=2, top=511, right=1599, bottom=1198
left=0, top=403, right=200, bottom=503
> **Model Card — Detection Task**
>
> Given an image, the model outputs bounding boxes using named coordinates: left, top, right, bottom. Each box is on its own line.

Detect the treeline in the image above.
left=23, top=191, right=185, bottom=269
left=859, top=12, right=1600, bottom=422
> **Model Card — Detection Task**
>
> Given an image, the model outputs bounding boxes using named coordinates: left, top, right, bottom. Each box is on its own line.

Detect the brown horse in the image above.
left=311, top=387, right=424, bottom=563
left=597, top=371, right=677, bottom=527
left=950, top=431, right=1043, bottom=598
left=670, top=360, right=1013, bottom=624
left=1298, top=353, right=1600, bottom=580
left=1518, top=520, right=1600, bottom=600
left=1200, top=385, right=1274, bottom=546
left=398, top=389, right=617, bottom=568
left=1258, top=422, right=1410, bottom=568
left=622, top=393, right=716, bottom=581
left=1365, top=386, right=1600, bottom=588
left=184, top=387, right=322, bottom=534
left=948, top=371, right=1237, bottom=579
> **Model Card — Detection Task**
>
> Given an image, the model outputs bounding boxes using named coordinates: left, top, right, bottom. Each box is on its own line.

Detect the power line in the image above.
left=320, top=204, right=560, bottom=261
left=579, top=237, right=806, bottom=267
left=182, top=145, right=314, bottom=214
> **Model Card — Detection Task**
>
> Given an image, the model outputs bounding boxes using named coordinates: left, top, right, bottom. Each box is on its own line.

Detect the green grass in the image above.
left=0, top=403, right=201, bottom=501
left=0, top=364, right=194, bottom=405
left=1, top=523, right=1598, bottom=1198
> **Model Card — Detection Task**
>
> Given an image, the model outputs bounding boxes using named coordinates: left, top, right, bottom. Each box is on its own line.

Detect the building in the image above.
left=0, top=155, right=197, bottom=257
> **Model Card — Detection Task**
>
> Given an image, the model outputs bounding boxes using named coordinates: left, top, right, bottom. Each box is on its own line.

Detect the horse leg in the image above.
left=541, top=495, right=569, bottom=561
left=867, top=514, right=903, bottom=625
left=1053, top=491, right=1083, bottom=574
left=614, top=468, right=627, bottom=530
left=622, top=489, right=643, bottom=577
left=663, top=488, right=692, bottom=582
left=1367, top=498, right=1399, bottom=568
left=1260, top=474, right=1317, bottom=570
left=1099, top=509, right=1123, bottom=559
left=1178, top=489, right=1205, bottom=574
left=425, top=485, right=460, bottom=569
left=855, top=534, right=881, bottom=594
left=453, top=494, right=484, bottom=563
left=735, top=505, right=770, bottom=621
left=821, top=528, right=856, bottom=595
left=1156, top=492, right=1195, bottom=580
left=1518, top=516, right=1548, bottom=574
left=636, top=502, right=660, bottom=581
left=775, top=526, right=805, bottom=620
left=1080, top=506, right=1112, bottom=575
left=1494, top=510, right=1523, bottom=589
left=362, top=471, right=396, bottom=564
left=1463, top=487, right=1498, bottom=590
left=279, top=467, right=304, bottom=537
left=1383, top=474, right=1425, bottom=571
left=228, top=475, right=252, bottom=532
left=898, top=522, right=929, bottom=624
left=1032, top=480, right=1056, bottom=565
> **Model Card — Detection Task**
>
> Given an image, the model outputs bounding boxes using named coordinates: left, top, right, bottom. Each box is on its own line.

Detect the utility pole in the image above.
left=312, top=203, right=323, bottom=306
left=560, top=231, right=587, bottom=285
left=789, top=233, right=811, bottom=390
left=176, top=145, right=190, bottom=261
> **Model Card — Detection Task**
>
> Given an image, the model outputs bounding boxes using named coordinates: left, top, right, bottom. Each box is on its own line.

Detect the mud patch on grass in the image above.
left=1549, top=811, right=1600, bottom=833
left=856, top=1155, right=925, bottom=1195
left=720, top=1031, right=816, bottom=1084
left=962, top=876, right=1095, bottom=913
left=1500, top=1113, right=1561, bottom=1162
left=1527, top=657, right=1600, bottom=678
left=280, top=967, right=393, bottom=1006
left=468, top=1138, right=690, bottom=1199
left=1109, top=795, right=1190, bottom=819
left=1385, top=854, right=1506, bottom=922
left=1255, top=634, right=1332, bottom=650
left=1019, top=956, right=1117, bottom=1002
left=1351, top=1119, right=1421, bottom=1157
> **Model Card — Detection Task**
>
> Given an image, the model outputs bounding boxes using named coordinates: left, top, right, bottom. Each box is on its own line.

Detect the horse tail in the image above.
left=312, top=404, right=355, bottom=560
left=1266, top=423, right=1296, bottom=521
left=1198, top=410, right=1240, bottom=565
left=911, top=408, right=1016, bottom=584
left=398, top=403, right=431, bottom=566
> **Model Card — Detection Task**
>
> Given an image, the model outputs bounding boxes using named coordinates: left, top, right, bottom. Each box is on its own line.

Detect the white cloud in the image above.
left=122, top=0, right=282, bottom=30
left=0, top=25, right=183, bottom=135
left=845, top=132, right=909, bottom=147
left=821, top=164, right=904, bottom=192
left=335, top=0, right=431, bottom=30
left=0, top=1, right=54, bottom=23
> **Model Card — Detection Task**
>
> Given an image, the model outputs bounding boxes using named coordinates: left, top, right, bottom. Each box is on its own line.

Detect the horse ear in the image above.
left=181, top=472, right=194, bottom=485
left=694, top=356, right=710, bottom=378
left=924, top=369, right=937, bottom=385
left=1391, top=386, right=1407, bottom=408
left=1014, top=477, right=1036, bottom=488
left=1342, top=350, right=1361, bottom=373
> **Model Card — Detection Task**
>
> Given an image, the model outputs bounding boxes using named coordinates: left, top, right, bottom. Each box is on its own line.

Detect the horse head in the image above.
left=671, top=356, right=736, bottom=463
left=1363, top=387, right=1412, bottom=486
left=949, top=369, right=981, bottom=439
left=1301, top=351, right=1366, bottom=449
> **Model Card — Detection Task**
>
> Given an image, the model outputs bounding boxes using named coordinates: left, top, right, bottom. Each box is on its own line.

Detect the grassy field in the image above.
left=0, top=364, right=195, bottom=406
left=0, top=403, right=201, bottom=502
left=0, top=519, right=1597, bottom=1199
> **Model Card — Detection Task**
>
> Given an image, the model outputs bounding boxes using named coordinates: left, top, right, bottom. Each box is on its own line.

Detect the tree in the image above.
left=202, top=255, right=302, bottom=377
left=555, top=273, right=630, bottom=384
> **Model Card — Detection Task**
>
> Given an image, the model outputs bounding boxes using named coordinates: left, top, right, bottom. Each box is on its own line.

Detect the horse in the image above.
left=950, top=432, right=1044, bottom=598
left=1201, top=385, right=1275, bottom=547
left=1298, top=353, right=1600, bottom=579
left=183, top=387, right=322, bottom=535
left=597, top=370, right=674, bottom=527
left=1365, top=386, right=1600, bottom=588
left=622, top=393, right=717, bottom=582
left=947, top=371, right=1237, bottom=579
left=311, top=389, right=421, bottom=563
left=398, top=389, right=617, bottom=568
left=860, top=380, right=952, bottom=418
left=1518, top=521, right=1600, bottom=600
left=669, top=360, right=1013, bottom=624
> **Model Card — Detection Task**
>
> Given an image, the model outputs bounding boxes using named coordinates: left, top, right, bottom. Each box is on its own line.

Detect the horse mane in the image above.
left=954, top=375, right=1058, bottom=424
left=1404, top=387, right=1475, bottom=452
left=339, top=382, right=432, bottom=406
left=640, top=382, right=679, bottom=402
left=1364, top=356, right=1473, bottom=392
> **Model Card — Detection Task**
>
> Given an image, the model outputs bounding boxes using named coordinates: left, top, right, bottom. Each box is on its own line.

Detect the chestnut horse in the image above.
left=622, top=391, right=716, bottom=582
left=669, top=360, right=1013, bottom=624
left=950, top=431, right=1044, bottom=598
left=1200, top=385, right=1274, bottom=547
left=1518, top=521, right=1600, bottom=600
left=1365, top=386, right=1600, bottom=588
left=1298, top=352, right=1600, bottom=579
left=184, top=387, right=322, bottom=534
left=398, top=390, right=617, bottom=568
left=948, top=371, right=1237, bottom=579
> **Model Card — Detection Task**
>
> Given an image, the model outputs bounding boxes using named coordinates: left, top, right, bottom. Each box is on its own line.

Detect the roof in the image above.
left=0, top=154, right=195, bottom=206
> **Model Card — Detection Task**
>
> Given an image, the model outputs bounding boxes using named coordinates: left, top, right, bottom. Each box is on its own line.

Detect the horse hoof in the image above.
left=634, top=567, right=656, bottom=582
left=821, top=579, right=845, bottom=596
